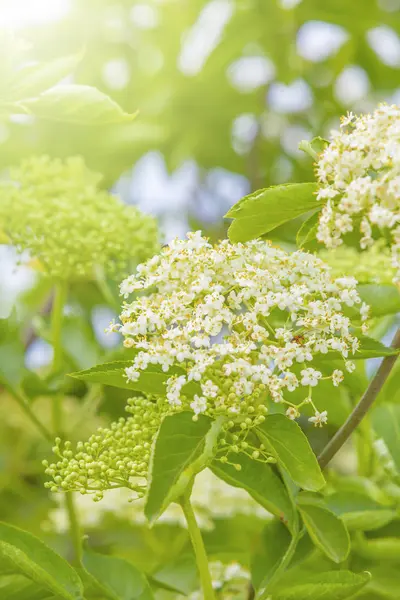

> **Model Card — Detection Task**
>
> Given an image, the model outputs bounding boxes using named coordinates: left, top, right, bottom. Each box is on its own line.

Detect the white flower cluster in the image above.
left=316, top=105, right=400, bottom=281
left=45, top=468, right=269, bottom=533
left=117, top=232, right=367, bottom=428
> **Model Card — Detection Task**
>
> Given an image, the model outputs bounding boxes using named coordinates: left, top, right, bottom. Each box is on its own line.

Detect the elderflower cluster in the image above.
left=43, top=395, right=168, bottom=500
left=117, top=232, right=367, bottom=429
left=0, top=155, right=159, bottom=280
left=319, top=242, right=395, bottom=284
left=315, top=105, right=400, bottom=281
left=45, top=468, right=269, bottom=532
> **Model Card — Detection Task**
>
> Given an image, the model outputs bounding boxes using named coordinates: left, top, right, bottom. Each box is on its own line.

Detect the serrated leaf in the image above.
left=272, top=570, right=370, bottom=600
left=0, top=522, right=83, bottom=600
left=256, top=415, right=325, bottom=491
left=70, top=360, right=200, bottom=396
left=211, top=454, right=296, bottom=532
left=225, top=183, right=320, bottom=243
left=145, top=413, right=223, bottom=523
left=21, top=85, right=137, bottom=124
left=296, top=494, right=350, bottom=563
left=82, top=550, right=154, bottom=600
left=10, top=52, right=83, bottom=101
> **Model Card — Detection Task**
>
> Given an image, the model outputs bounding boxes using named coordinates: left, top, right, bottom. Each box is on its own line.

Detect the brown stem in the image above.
left=318, top=327, right=400, bottom=469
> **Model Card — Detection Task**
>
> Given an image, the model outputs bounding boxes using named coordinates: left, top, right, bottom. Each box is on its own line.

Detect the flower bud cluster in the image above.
left=117, top=232, right=367, bottom=428
left=43, top=395, right=168, bottom=500
left=0, top=155, right=159, bottom=280
left=319, top=242, right=395, bottom=284
left=185, top=561, right=250, bottom=600
left=315, top=105, right=400, bottom=281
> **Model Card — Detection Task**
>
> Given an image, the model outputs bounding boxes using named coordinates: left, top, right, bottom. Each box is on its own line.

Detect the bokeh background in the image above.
left=1, top=0, right=400, bottom=590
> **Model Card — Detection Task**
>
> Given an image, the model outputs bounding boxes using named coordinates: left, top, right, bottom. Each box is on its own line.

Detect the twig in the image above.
left=318, top=327, right=400, bottom=469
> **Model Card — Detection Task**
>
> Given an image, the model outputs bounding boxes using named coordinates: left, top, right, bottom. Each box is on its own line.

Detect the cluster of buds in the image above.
left=0, top=155, right=159, bottom=280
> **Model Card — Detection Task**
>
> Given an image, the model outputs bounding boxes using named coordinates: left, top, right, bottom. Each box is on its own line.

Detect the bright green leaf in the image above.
left=358, top=284, right=400, bottom=318
left=10, top=53, right=84, bottom=101
left=0, top=522, right=83, bottom=600
left=82, top=550, right=154, bottom=600
left=145, top=413, right=223, bottom=523
left=325, top=492, right=395, bottom=531
left=211, top=453, right=296, bottom=532
left=272, top=570, right=370, bottom=600
left=70, top=360, right=200, bottom=396
left=296, top=210, right=320, bottom=248
left=298, top=137, right=329, bottom=161
left=372, top=403, right=400, bottom=471
left=21, top=85, right=137, bottom=124
left=225, top=183, right=320, bottom=243
left=256, top=415, right=325, bottom=491
left=296, top=494, right=350, bottom=563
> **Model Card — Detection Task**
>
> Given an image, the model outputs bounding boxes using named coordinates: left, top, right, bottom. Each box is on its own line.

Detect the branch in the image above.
left=318, top=327, right=400, bottom=469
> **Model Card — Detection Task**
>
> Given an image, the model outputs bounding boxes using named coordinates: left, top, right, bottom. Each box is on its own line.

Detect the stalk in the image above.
left=318, top=327, right=400, bottom=469
left=180, top=490, right=216, bottom=600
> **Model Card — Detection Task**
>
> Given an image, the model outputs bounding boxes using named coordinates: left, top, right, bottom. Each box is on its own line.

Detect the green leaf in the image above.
left=298, top=137, right=329, bottom=161
left=0, top=522, right=83, bottom=600
left=0, top=574, right=53, bottom=600
left=272, top=570, right=371, bottom=600
left=325, top=492, right=395, bottom=531
left=358, top=284, right=400, bottom=317
left=20, top=85, right=137, bottom=124
left=70, top=360, right=200, bottom=396
left=355, top=536, right=400, bottom=560
left=251, top=520, right=291, bottom=590
left=211, top=453, right=296, bottom=532
left=82, top=550, right=154, bottom=600
left=0, top=315, right=25, bottom=386
left=355, top=334, right=400, bottom=359
left=256, top=415, right=325, bottom=491
left=296, top=210, right=320, bottom=248
left=372, top=403, right=400, bottom=471
left=10, top=52, right=83, bottom=101
left=296, top=494, right=350, bottom=563
left=145, top=412, right=223, bottom=523
left=225, top=183, right=320, bottom=243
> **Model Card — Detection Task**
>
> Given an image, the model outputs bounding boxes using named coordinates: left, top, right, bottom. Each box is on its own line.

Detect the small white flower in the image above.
left=332, top=369, right=344, bottom=386
left=285, top=406, right=300, bottom=420
left=309, top=410, right=328, bottom=427
left=300, top=368, right=322, bottom=387
left=190, top=395, right=208, bottom=415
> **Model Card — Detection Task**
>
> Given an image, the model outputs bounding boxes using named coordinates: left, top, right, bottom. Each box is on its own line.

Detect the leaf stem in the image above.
left=180, top=490, right=216, bottom=600
left=318, top=327, right=400, bottom=469
left=50, top=281, right=83, bottom=564
left=51, top=281, right=67, bottom=376
left=65, top=492, right=83, bottom=565
left=4, top=382, right=53, bottom=441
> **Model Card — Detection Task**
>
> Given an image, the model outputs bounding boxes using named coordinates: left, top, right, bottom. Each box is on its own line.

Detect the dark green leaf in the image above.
left=0, top=522, right=83, bottom=600
left=21, top=85, right=137, bottom=124
left=296, top=494, right=350, bottom=563
left=256, top=415, right=325, bottom=491
left=82, top=550, right=154, bottom=600
left=226, top=183, right=320, bottom=243
left=145, top=413, right=223, bottom=523
left=272, top=570, right=370, bottom=600
left=211, top=454, right=296, bottom=532
left=251, top=521, right=291, bottom=590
